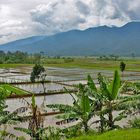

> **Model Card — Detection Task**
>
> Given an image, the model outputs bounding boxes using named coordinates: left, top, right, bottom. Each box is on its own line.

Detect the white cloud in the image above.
left=30, top=1, right=86, bottom=34
left=0, top=0, right=140, bottom=44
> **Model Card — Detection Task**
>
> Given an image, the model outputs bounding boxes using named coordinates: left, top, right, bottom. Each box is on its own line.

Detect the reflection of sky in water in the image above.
left=2, top=67, right=140, bottom=138
left=1, top=67, right=140, bottom=83
left=14, top=83, right=73, bottom=93
left=6, top=94, right=76, bottom=113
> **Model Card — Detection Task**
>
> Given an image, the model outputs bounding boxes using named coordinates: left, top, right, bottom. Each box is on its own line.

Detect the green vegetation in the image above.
left=0, top=63, right=32, bottom=68
left=30, top=64, right=47, bottom=93
left=46, top=71, right=140, bottom=139
left=0, top=52, right=140, bottom=71
left=69, top=129, right=140, bottom=140
left=44, top=57, right=140, bottom=71
left=0, top=84, right=29, bottom=96
left=0, top=51, right=42, bottom=64
left=129, top=118, right=140, bottom=129
left=15, top=95, right=45, bottom=140
left=120, top=61, right=126, bottom=72
left=0, top=56, right=140, bottom=71
left=0, top=86, right=25, bottom=139
left=0, top=59, right=140, bottom=140
left=47, top=83, right=95, bottom=133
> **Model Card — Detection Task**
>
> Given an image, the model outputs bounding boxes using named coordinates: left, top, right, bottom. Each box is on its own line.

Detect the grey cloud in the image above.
left=0, top=0, right=140, bottom=44
left=114, top=0, right=140, bottom=20
left=30, top=1, right=86, bottom=34
left=0, top=33, right=12, bottom=38
left=76, top=1, right=90, bottom=15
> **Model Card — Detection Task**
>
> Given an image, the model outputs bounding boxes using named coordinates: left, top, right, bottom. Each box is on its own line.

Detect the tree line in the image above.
left=0, top=50, right=42, bottom=64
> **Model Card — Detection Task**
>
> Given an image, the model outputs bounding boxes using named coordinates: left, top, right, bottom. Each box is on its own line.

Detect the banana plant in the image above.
left=87, top=70, right=124, bottom=131
left=47, top=84, right=96, bottom=133
left=87, top=70, right=140, bottom=131
left=14, top=95, right=45, bottom=140
left=87, top=74, right=106, bottom=132
left=0, top=87, right=24, bottom=140
left=98, top=70, right=121, bottom=128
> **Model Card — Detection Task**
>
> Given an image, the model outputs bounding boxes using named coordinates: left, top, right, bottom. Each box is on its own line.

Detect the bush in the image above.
left=64, top=58, right=74, bottom=63
left=129, top=118, right=140, bottom=129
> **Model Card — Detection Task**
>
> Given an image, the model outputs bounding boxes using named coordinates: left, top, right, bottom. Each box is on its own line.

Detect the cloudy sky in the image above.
left=0, top=0, right=140, bottom=44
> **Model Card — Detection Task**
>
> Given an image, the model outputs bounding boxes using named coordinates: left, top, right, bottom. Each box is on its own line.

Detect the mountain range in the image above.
left=0, top=22, right=140, bottom=56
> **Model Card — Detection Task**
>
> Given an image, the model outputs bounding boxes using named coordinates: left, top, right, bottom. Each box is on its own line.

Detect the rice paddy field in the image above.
left=0, top=57, right=140, bottom=139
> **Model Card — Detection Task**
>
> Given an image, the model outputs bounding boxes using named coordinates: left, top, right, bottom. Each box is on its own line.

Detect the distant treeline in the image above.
left=0, top=50, right=42, bottom=64
left=98, top=55, right=119, bottom=61
left=0, top=50, right=135, bottom=64
left=0, top=50, right=75, bottom=64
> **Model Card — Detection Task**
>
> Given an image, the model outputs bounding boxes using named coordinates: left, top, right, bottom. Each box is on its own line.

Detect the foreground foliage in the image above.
left=0, top=88, right=25, bottom=139
left=0, top=68, right=140, bottom=139
left=47, top=70, right=140, bottom=138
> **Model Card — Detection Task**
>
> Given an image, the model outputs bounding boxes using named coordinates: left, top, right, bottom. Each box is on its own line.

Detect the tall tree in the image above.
left=30, top=64, right=47, bottom=93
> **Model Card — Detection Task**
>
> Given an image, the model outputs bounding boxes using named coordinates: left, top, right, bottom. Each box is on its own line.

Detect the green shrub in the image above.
left=129, top=117, right=140, bottom=129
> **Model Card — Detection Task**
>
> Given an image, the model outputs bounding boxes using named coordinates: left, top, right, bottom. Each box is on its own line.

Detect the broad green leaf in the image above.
left=81, top=95, right=90, bottom=114
left=98, top=73, right=110, bottom=99
left=87, top=75, right=97, bottom=92
left=31, top=94, right=36, bottom=108
left=110, top=70, right=120, bottom=100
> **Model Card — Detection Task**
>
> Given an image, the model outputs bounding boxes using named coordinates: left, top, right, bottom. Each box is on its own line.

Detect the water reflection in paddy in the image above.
left=14, top=83, right=74, bottom=93
left=6, top=94, right=75, bottom=113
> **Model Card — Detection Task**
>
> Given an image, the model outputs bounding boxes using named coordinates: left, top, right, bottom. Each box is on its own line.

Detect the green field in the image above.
left=69, top=129, right=140, bottom=140
left=45, top=57, right=140, bottom=71
left=0, top=64, right=32, bottom=68
left=0, top=57, right=140, bottom=71
left=0, top=84, right=29, bottom=96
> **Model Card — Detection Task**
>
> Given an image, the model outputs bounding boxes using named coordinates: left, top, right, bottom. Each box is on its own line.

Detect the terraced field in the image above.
left=0, top=59, right=140, bottom=139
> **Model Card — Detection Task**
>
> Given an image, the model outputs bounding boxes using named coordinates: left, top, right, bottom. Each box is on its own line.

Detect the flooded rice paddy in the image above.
left=0, top=66, right=140, bottom=139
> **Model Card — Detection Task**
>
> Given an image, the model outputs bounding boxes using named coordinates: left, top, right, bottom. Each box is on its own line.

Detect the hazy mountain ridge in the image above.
left=0, top=22, right=140, bottom=56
